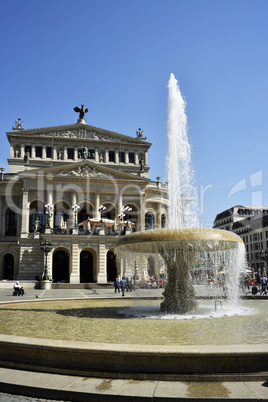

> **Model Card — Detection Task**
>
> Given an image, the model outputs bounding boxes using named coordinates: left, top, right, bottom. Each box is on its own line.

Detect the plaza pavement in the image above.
left=0, top=285, right=267, bottom=401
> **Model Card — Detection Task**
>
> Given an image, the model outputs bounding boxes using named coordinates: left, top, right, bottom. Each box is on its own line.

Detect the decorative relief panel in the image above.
left=59, top=166, right=114, bottom=179
left=39, top=128, right=126, bottom=142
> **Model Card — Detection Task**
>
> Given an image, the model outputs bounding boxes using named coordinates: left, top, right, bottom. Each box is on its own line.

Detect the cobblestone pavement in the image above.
left=0, top=392, right=67, bottom=402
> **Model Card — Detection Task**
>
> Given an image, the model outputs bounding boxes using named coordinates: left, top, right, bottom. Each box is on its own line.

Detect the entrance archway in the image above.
left=107, top=251, right=117, bottom=282
left=3, top=254, right=14, bottom=280
left=80, top=250, right=94, bottom=283
left=53, top=250, right=69, bottom=283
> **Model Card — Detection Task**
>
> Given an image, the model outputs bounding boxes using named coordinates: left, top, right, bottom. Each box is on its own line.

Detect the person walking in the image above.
left=114, top=277, right=120, bottom=293
left=120, top=276, right=127, bottom=296
left=260, top=275, right=267, bottom=294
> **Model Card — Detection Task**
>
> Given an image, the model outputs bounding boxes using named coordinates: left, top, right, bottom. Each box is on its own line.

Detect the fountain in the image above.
left=116, top=73, right=246, bottom=314
left=115, top=227, right=245, bottom=314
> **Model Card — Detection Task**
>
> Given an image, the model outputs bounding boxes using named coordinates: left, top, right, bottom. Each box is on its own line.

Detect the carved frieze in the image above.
left=59, top=166, right=114, bottom=179
left=39, top=128, right=125, bottom=142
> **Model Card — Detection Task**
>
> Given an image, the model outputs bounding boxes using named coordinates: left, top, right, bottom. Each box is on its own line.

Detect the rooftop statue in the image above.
left=74, top=104, right=88, bottom=121
left=12, top=118, right=24, bottom=131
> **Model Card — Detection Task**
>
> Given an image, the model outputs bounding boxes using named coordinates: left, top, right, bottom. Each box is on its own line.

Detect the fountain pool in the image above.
left=0, top=298, right=267, bottom=345
left=0, top=296, right=267, bottom=380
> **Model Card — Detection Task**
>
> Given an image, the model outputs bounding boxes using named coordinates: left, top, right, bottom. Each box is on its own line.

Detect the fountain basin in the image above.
left=116, top=228, right=244, bottom=314
left=0, top=298, right=267, bottom=381
left=115, top=228, right=243, bottom=253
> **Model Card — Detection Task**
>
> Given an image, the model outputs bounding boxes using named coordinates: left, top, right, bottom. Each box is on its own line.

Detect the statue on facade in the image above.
left=139, top=155, right=144, bottom=172
left=34, top=216, right=40, bottom=233
left=79, top=146, right=94, bottom=160
left=24, top=151, right=30, bottom=165
left=74, top=104, right=88, bottom=121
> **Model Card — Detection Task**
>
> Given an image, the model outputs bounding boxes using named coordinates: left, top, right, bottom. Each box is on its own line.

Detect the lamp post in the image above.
left=98, top=205, right=106, bottom=227
left=40, top=238, right=53, bottom=281
left=124, top=206, right=132, bottom=230
left=260, top=249, right=268, bottom=276
left=72, top=204, right=80, bottom=227
left=134, top=260, right=139, bottom=281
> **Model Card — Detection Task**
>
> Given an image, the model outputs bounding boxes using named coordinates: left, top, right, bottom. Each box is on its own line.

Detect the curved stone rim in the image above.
left=0, top=297, right=267, bottom=380
left=115, top=228, right=243, bottom=253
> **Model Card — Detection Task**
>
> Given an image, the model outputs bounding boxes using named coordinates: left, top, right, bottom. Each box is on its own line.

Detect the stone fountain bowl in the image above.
left=115, top=228, right=243, bottom=253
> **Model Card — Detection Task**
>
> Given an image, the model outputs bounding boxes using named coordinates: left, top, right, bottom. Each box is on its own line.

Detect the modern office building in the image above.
left=213, top=205, right=268, bottom=275
left=0, top=107, right=168, bottom=285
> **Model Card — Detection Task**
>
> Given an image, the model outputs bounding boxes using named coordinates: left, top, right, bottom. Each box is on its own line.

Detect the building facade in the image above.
left=0, top=110, right=168, bottom=284
left=213, top=205, right=268, bottom=276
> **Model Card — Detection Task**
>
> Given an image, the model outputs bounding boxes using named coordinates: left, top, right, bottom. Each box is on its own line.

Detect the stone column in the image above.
left=70, top=243, right=80, bottom=283
left=32, top=145, right=36, bottom=158
left=9, top=143, right=14, bottom=158
left=53, top=146, right=57, bottom=160
left=97, top=241, right=107, bottom=283
left=47, top=251, right=53, bottom=279
left=144, top=151, right=148, bottom=166
left=63, top=146, right=67, bottom=160
left=95, top=148, right=99, bottom=163
left=115, top=149, right=119, bottom=164
left=20, top=144, right=25, bottom=160
left=135, top=151, right=139, bottom=165
left=125, top=151, right=129, bottom=164
left=139, top=192, right=145, bottom=231
left=42, top=145, right=46, bottom=159
left=21, top=188, right=29, bottom=238
left=94, top=192, right=100, bottom=218
left=105, top=149, right=109, bottom=163
left=118, top=193, right=123, bottom=216
left=156, top=203, right=162, bottom=229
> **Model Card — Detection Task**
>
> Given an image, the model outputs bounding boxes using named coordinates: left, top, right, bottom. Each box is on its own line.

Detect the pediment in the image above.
left=19, top=160, right=149, bottom=182
left=9, top=123, right=151, bottom=146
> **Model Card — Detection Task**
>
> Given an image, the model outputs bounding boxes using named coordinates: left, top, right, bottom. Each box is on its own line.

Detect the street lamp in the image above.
left=124, top=206, right=132, bottom=229
left=72, top=204, right=80, bottom=227
left=134, top=260, right=139, bottom=281
left=45, top=203, right=53, bottom=228
left=260, top=249, right=268, bottom=276
left=99, top=205, right=106, bottom=227
left=40, top=238, right=53, bottom=280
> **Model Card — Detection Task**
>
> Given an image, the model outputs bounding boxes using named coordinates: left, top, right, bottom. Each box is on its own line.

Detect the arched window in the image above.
left=78, top=205, right=93, bottom=225
left=6, top=208, right=17, bottom=236
left=145, top=212, right=154, bottom=230
left=161, top=214, right=166, bottom=228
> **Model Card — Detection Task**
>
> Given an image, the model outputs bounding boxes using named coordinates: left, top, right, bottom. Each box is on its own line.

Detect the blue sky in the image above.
left=1, top=0, right=268, bottom=227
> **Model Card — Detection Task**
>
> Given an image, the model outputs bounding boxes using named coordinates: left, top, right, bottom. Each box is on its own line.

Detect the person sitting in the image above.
left=14, top=281, right=24, bottom=295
